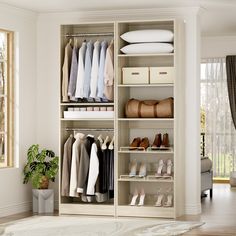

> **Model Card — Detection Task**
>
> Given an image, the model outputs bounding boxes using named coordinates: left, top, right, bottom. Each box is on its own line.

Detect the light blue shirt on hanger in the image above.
left=97, top=40, right=108, bottom=99
left=83, top=41, right=94, bottom=99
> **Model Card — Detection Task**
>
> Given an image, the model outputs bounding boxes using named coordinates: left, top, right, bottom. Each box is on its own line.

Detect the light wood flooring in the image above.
left=0, top=184, right=235, bottom=235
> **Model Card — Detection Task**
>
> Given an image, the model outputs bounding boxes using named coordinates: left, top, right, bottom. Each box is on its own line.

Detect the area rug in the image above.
left=0, top=216, right=204, bottom=236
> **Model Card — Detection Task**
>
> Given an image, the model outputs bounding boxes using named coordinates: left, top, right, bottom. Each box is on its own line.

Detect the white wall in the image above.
left=202, top=36, right=236, bottom=58
left=0, top=4, right=37, bottom=217
left=36, top=8, right=201, bottom=215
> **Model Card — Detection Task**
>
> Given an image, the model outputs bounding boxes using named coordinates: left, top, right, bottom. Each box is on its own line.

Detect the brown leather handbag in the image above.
left=125, top=97, right=174, bottom=118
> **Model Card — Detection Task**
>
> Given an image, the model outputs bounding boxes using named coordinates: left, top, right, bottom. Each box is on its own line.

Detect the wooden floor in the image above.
left=0, top=184, right=235, bottom=235
left=181, top=184, right=236, bottom=235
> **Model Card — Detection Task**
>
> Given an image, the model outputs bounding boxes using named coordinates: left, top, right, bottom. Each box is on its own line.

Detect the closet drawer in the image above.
left=64, top=111, right=114, bottom=119
left=150, top=67, right=174, bottom=84
left=122, top=67, right=149, bottom=84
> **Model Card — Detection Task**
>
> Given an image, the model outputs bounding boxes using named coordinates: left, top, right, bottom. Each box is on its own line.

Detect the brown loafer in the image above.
left=151, top=133, right=162, bottom=149
left=129, top=137, right=141, bottom=150
left=161, top=133, right=169, bottom=148
left=138, top=137, right=149, bottom=150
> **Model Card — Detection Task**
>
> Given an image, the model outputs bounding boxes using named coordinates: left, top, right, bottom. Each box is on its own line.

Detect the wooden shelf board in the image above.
left=118, top=84, right=174, bottom=87
left=118, top=53, right=174, bottom=57
left=117, top=205, right=175, bottom=218
left=60, top=103, right=114, bottom=106
left=60, top=203, right=115, bottom=216
left=118, top=147, right=174, bottom=154
left=118, top=178, right=173, bottom=183
left=118, top=118, right=174, bottom=121
left=61, top=118, right=114, bottom=121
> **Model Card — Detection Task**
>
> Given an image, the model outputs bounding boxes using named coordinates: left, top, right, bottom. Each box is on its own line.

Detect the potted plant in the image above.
left=23, top=144, right=59, bottom=189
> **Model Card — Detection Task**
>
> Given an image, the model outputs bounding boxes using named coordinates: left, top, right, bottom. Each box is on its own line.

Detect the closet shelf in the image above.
left=61, top=118, right=114, bottom=121
left=117, top=205, right=174, bottom=218
left=118, top=147, right=174, bottom=154
left=60, top=102, right=114, bottom=106
left=118, top=53, right=174, bottom=57
left=118, top=84, right=174, bottom=87
left=118, top=178, right=173, bottom=183
left=118, top=118, right=174, bottom=121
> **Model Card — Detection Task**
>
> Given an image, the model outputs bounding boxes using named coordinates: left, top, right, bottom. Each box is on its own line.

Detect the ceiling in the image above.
left=0, top=0, right=236, bottom=36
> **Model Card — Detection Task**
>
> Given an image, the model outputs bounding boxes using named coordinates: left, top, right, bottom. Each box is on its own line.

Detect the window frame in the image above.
left=0, top=28, right=14, bottom=168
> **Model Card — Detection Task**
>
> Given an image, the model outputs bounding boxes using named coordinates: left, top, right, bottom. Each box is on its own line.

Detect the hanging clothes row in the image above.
left=61, top=132, right=114, bottom=203
left=62, top=39, right=114, bottom=103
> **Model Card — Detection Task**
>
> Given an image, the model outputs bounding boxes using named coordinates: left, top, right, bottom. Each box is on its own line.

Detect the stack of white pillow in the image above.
left=120, top=29, right=174, bottom=54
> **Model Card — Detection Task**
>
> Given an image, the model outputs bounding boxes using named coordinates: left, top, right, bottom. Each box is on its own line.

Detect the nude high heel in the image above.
left=164, top=194, right=173, bottom=207
left=138, top=162, right=147, bottom=177
left=130, top=189, right=138, bottom=206
left=138, top=188, right=145, bottom=206
left=156, top=159, right=164, bottom=177
left=155, top=191, right=164, bottom=207
left=129, top=160, right=137, bottom=177
left=164, top=159, right=173, bottom=177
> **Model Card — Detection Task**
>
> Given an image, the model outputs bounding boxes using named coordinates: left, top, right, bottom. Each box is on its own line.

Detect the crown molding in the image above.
left=39, top=7, right=201, bottom=20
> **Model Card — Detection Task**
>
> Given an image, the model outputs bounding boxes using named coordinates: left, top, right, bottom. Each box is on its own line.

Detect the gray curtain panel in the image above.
left=226, top=55, right=236, bottom=129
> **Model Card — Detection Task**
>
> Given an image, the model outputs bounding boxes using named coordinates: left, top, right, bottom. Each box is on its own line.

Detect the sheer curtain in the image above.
left=201, top=58, right=236, bottom=178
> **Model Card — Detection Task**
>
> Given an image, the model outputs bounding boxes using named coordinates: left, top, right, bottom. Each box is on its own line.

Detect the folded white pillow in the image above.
left=120, top=29, right=174, bottom=43
left=120, top=43, right=174, bottom=54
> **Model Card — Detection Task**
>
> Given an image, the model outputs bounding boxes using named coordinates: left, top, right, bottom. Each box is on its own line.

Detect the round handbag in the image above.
left=125, top=97, right=174, bottom=118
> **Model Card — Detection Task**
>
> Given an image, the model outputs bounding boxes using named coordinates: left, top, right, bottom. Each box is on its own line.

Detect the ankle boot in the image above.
left=161, top=133, right=169, bottom=148
left=152, top=133, right=162, bottom=149
left=129, top=137, right=141, bottom=150
left=138, top=137, right=149, bottom=150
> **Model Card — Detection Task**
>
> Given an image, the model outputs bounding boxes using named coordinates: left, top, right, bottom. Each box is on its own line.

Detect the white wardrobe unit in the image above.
left=59, top=19, right=185, bottom=218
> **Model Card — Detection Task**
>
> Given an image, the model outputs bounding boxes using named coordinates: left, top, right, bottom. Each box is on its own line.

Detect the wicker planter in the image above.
left=39, top=176, right=49, bottom=189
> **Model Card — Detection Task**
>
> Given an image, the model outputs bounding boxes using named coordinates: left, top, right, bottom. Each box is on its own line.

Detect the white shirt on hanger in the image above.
left=90, top=40, right=101, bottom=98
left=86, top=143, right=99, bottom=195
left=75, top=42, right=87, bottom=98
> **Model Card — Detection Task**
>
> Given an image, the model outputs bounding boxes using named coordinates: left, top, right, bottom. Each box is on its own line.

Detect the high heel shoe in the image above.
left=130, top=189, right=138, bottom=206
left=156, top=159, right=164, bottom=177
left=164, top=159, right=173, bottom=177
left=138, top=189, right=145, bottom=206
left=138, top=162, right=147, bottom=177
left=129, top=160, right=137, bottom=177
left=155, top=193, right=164, bottom=207
left=164, top=194, right=173, bottom=207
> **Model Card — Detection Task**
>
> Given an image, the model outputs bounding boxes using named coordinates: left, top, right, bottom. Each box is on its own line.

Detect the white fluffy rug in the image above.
left=0, top=216, right=203, bottom=236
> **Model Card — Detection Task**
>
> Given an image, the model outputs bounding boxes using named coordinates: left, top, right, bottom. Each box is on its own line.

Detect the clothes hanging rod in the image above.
left=65, top=128, right=114, bottom=131
left=64, top=32, right=114, bottom=37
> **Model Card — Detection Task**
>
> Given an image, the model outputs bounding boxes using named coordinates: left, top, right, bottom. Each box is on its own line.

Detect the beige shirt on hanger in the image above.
left=62, top=40, right=73, bottom=102
left=104, top=40, right=114, bottom=101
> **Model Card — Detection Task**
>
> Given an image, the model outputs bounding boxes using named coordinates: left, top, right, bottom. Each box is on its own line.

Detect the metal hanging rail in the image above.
left=65, top=128, right=114, bottom=132
left=64, top=32, right=114, bottom=37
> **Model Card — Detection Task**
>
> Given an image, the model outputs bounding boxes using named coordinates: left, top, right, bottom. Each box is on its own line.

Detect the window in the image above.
left=0, top=29, right=14, bottom=168
left=201, top=58, right=236, bottom=179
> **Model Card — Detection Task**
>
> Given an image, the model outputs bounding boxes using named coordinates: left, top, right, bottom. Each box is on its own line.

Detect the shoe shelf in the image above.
left=118, top=146, right=174, bottom=154
left=118, top=178, right=173, bottom=183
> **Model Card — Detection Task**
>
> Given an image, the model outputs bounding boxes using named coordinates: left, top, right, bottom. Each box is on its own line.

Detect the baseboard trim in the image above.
left=185, top=203, right=201, bottom=215
left=0, top=201, right=32, bottom=218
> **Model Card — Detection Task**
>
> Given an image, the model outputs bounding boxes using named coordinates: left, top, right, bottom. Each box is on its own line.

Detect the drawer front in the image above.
left=150, top=67, right=174, bottom=84
left=122, top=67, right=149, bottom=84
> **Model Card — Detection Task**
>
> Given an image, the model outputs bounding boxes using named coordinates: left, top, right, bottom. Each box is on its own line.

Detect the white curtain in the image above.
left=201, top=58, right=236, bottom=178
